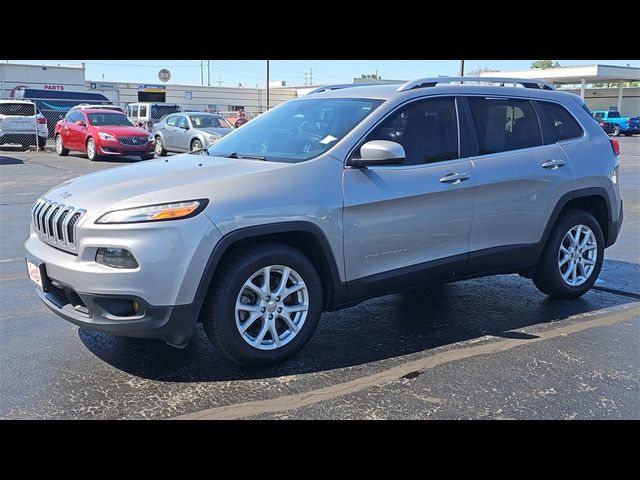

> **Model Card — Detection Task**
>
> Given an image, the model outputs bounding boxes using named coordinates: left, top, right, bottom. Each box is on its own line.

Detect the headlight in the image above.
left=147, top=133, right=154, bottom=141
left=205, top=134, right=221, bottom=143
left=98, top=132, right=116, bottom=141
left=96, top=199, right=208, bottom=224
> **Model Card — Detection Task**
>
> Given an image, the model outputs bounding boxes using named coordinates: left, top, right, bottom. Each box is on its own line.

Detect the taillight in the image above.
left=37, top=116, right=47, bottom=124
left=610, top=138, right=620, bottom=156
left=599, top=122, right=605, bottom=127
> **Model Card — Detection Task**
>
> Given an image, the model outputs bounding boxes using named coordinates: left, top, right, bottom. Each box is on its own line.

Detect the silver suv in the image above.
left=24, top=77, right=624, bottom=366
left=153, top=112, right=234, bottom=155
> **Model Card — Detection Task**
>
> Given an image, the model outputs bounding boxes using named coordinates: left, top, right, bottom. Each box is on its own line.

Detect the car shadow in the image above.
left=79, top=271, right=637, bottom=383
left=67, top=153, right=148, bottom=163
left=0, top=156, right=24, bottom=165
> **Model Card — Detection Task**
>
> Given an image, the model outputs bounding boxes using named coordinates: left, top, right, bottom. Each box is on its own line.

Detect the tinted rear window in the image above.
left=467, top=97, right=542, bottom=155
left=538, top=101, right=584, bottom=141
left=151, top=105, right=181, bottom=120
left=0, top=103, right=36, bottom=116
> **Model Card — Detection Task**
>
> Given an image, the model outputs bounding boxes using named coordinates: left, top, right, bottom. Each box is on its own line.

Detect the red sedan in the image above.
left=54, top=109, right=155, bottom=161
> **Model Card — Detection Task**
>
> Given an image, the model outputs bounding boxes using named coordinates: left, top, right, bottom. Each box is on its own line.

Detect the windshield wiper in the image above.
left=225, top=152, right=266, bottom=161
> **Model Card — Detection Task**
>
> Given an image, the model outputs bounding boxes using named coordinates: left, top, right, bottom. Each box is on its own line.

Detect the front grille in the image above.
left=31, top=197, right=85, bottom=252
left=117, top=136, right=147, bottom=146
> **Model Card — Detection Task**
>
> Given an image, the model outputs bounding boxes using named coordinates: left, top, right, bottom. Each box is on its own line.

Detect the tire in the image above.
left=139, top=153, right=155, bottom=160
left=55, top=135, right=69, bottom=156
left=154, top=136, right=167, bottom=156
left=86, top=138, right=99, bottom=161
left=612, top=125, right=621, bottom=137
left=202, top=243, right=323, bottom=366
left=533, top=209, right=604, bottom=299
left=38, top=136, right=47, bottom=150
left=190, top=139, right=202, bottom=151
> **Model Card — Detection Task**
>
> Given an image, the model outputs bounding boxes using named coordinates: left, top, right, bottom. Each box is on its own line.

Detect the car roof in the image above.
left=303, top=78, right=577, bottom=104
left=81, top=109, right=128, bottom=114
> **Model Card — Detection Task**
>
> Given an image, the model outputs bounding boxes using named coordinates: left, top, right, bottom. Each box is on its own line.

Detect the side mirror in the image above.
left=348, top=140, right=405, bottom=167
left=179, top=124, right=190, bottom=130
left=74, top=120, right=85, bottom=127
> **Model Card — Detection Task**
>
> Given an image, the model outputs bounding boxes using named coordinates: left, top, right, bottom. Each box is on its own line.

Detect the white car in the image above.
left=0, top=99, right=48, bottom=150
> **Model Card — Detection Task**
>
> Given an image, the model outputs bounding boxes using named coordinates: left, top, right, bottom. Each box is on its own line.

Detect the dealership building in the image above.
left=0, top=62, right=298, bottom=113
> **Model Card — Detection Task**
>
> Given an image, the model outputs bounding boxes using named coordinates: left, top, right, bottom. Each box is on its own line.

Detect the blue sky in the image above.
left=4, top=60, right=637, bottom=87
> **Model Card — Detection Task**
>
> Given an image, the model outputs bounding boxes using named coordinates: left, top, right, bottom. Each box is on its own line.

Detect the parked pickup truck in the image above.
left=592, top=110, right=640, bottom=136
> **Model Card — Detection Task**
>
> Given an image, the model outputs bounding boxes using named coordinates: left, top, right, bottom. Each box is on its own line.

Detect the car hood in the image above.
left=199, top=127, right=233, bottom=136
left=42, top=153, right=288, bottom=220
left=92, top=125, right=150, bottom=137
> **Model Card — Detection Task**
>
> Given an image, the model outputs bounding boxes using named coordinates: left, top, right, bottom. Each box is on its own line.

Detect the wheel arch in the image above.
left=195, top=222, right=346, bottom=312
left=542, top=188, right=613, bottom=249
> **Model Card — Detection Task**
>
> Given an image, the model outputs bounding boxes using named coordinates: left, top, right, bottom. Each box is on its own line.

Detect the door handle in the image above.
left=439, top=173, right=471, bottom=184
left=541, top=159, right=566, bottom=170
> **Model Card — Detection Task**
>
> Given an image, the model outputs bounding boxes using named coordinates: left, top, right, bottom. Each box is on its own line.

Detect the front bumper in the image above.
left=33, top=279, right=202, bottom=347
left=24, top=210, right=222, bottom=345
left=97, top=140, right=154, bottom=156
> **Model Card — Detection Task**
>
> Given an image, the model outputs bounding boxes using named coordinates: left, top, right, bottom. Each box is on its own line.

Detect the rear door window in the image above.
left=538, top=101, right=584, bottom=142
left=467, top=97, right=542, bottom=154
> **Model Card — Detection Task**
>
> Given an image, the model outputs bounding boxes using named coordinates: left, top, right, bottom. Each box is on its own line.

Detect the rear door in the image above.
left=175, top=115, right=191, bottom=150
left=66, top=111, right=87, bottom=150
left=162, top=114, right=180, bottom=150
left=464, top=96, right=575, bottom=274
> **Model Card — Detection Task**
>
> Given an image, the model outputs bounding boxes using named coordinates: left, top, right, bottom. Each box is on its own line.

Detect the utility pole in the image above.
left=309, top=67, right=313, bottom=85
left=266, top=60, right=270, bottom=110
left=304, top=72, right=308, bottom=86
left=217, top=76, right=223, bottom=86
left=459, top=60, right=465, bottom=77
left=200, top=61, right=204, bottom=86
left=207, top=60, right=211, bottom=86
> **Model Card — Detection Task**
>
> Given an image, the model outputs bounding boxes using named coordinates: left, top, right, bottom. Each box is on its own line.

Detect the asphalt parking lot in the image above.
left=1, top=139, right=638, bottom=420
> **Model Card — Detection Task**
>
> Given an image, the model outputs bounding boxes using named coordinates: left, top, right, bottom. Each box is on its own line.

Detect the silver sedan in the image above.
left=153, top=112, right=234, bottom=155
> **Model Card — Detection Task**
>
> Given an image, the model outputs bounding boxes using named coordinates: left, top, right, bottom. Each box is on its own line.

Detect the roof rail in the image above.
left=397, top=76, right=555, bottom=92
left=307, top=83, right=389, bottom=95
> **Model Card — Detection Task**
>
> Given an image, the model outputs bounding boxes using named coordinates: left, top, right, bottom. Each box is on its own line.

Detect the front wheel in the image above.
left=202, top=243, right=323, bottom=366
left=86, top=138, right=99, bottom=161
left=612, top=125, right=621, bottom=137
left=533, top=209, right=604, bottom=299
left=190, top=139, right=202, bottom=151
left=55, top=135, right=69, bottom=156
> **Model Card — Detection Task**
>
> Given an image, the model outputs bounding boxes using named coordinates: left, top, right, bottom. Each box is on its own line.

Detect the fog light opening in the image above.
left=95, top=248, right=139, bottom=269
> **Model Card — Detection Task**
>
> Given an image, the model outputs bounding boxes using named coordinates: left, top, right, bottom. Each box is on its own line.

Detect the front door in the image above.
left=343, top=96, right=476, bottom=294
left=463, top=96, right=575, bottom=274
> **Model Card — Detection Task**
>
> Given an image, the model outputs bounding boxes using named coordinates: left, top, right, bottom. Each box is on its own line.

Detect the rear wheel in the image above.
left=86, top=138, right=99, bottom=161
left=202, top=243, right=323, bottom=366
left=55, top=135, right=69, bottom=156
left=190, top=139, right=202, bottom=151
left=533, top=209, right=604, bottom=299
left=612, top=125, right=621, bottom=137
left=154, top=136, right=167, bottom=156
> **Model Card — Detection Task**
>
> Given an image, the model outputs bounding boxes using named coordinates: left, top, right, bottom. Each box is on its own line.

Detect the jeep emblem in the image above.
left=59, top=191, right=72, bottom=199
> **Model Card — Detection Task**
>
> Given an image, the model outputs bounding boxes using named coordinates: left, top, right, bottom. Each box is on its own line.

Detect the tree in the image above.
left=467, top=66, right=500, bottom=76
left=361, top=73, right=380, bottom=79
left=531, top=60, right=561, bottom=69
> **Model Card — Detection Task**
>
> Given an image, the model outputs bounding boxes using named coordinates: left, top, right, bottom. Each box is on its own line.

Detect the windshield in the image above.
left=207, top=98, right=384, bottom=163
left=151, top=105, right=181, bottom=120
left=87, top=112, right=134, bottom=126
left=189, top=114, right=233, bottom=129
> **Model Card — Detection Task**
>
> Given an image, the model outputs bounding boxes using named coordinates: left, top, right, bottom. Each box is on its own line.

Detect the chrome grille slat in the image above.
left=31, top=197, right=85, bottom=253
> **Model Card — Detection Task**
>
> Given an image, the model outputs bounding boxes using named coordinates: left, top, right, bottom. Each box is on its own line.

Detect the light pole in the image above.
left=266, top=60, right=270, bottom=110
left=207, top=60, right=211, bottom=86
left=459, top=59, right=465, bottom=77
